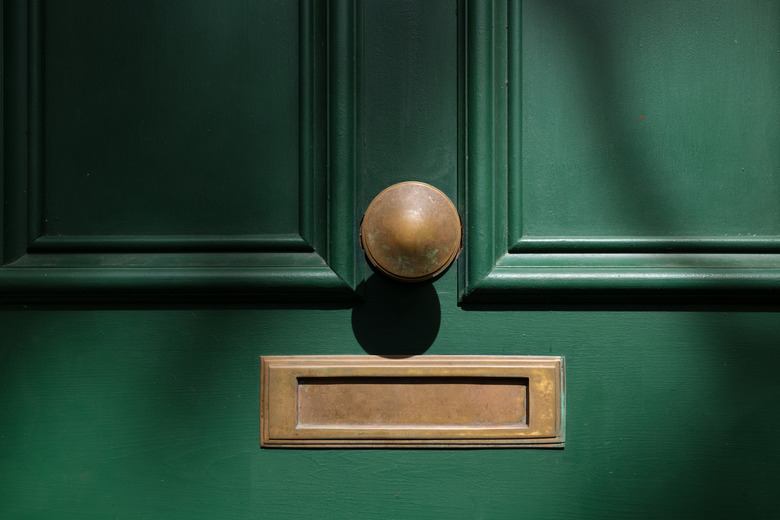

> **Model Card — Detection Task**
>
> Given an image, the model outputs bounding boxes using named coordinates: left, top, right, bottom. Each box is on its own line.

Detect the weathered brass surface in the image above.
left=261, top=356, right=565, bottom=448
left=298, top=377, right=527, bottom=426
left=360, top=182, right=461, bottom=282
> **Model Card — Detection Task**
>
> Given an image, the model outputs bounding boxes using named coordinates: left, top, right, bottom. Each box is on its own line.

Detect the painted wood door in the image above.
left=2, top=1, right=779, bottom=518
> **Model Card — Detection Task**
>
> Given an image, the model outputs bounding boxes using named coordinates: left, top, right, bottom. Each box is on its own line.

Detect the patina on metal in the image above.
left=260, top=355, right=565, bottom=448
left=360, top=181, right=462, bottom=282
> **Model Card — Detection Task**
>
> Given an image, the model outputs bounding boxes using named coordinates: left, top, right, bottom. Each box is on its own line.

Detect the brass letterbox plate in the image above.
left=260, top=356, right=565, bottom=448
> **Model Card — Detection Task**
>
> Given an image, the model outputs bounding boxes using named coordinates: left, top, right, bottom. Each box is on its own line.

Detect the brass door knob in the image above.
left=360, top=181, right=462, bottom=282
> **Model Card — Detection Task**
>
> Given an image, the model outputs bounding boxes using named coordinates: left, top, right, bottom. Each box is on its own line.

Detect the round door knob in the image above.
left=360, top=181, right=461, bottom=282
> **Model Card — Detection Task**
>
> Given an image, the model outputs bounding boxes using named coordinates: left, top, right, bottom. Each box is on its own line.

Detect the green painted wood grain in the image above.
left=43, top=0, right=300, bottom=237
left=1, top=0, right=357, bottom=301
left=521, top=0, right=780, bottom=238
left=2, top=1, right=780, bottom=519
left=463, top=0, right=780, bottom=300
left=1, top=302, right=779, bottom=518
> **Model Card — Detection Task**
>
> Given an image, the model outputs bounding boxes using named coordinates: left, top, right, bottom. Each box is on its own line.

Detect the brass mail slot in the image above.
left=261, top=356, right=565, bottom=448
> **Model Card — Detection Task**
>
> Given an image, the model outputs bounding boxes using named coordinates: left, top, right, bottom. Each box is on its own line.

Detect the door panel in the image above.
left=1, top=1, right=779, bottom=519
left=44, top=1, right=300, bottom=237
left=463, top=0, right=780, bottom=300
left=521, top=0, right=780, bottom=238
left=1, top=0, right=357, bottom=301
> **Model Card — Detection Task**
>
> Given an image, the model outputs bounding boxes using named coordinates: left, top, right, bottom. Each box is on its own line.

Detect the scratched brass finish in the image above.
left=260, top=356, right=565, bottom=448
left=360, top=182, right=462, bottom=282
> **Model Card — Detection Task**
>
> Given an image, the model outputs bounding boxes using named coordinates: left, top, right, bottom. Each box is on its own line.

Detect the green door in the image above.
left=2, top=1, right=779, bottom=518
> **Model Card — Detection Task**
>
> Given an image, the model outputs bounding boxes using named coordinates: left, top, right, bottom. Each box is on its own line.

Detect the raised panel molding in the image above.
left=461, top=0, right=780, bottom=302
left=1, top=0, right=360, bottom=302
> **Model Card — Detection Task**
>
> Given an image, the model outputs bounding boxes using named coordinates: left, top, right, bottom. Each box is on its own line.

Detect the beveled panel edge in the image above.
left=509, top=237, right=780, bottom=254
left=27, top=234, right=314, bottom=254
left=0, top=266, right=356, bottom=304
left=460, top=0, right=780, bottom=302
left=461, top=0, right=508, bottom=297
left=0, top=0, right=360, bottom=301
left=463, top=262, right=780, bottom=305
left=326, top=0, right=360, bottom=289
left=260, top=355, right=565, bottom=449
left=3, top=0, right=34, bottom=264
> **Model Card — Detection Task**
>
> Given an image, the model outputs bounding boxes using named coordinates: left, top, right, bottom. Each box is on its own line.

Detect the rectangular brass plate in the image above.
left=261, top=356, right=565, bottom=448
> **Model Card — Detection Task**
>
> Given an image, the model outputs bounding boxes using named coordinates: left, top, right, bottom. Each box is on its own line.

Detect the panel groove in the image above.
left=507, top=0, right=523, bottom=247
left=509, top=237, right=780, bottom=254
left=27, top=0, right=43, bottom=244
left=3, top=0, right=31, bottom=264
left=27, top=234, right=315, bottom=254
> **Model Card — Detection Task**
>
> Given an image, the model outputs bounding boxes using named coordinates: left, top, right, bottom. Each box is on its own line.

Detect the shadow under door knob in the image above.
left=359, top=181, right=462, bottom=282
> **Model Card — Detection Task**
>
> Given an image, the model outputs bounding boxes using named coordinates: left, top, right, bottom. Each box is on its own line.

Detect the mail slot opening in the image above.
left=297, top=376, right=529, bottom=428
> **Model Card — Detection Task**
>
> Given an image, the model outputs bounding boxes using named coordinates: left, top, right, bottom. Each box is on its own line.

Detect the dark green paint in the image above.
left=2, top=1, right=780, bottom=519
left=327, top=0, right=360, bottom=283
left=1, top=0, right=356, bottom=300
left=463, top=0, right=780, bottom=299
left=521, top=0, right=780, bottom=239
left=44, top=0, right=300, bottom=236
left=1, top=305, right=779, bottom=518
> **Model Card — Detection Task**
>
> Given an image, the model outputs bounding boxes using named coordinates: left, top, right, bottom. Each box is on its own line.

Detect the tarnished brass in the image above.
left=298, top=377, right=527, bottom=427
left=261, top=356, right=565, bottom=448
left=360, top=182, right=461, bottom=282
